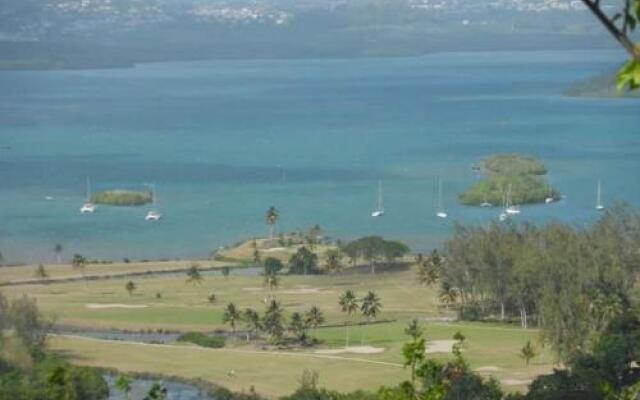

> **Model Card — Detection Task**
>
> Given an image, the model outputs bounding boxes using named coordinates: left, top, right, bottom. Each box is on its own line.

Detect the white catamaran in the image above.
left=371, top=180, right=384, bottom=217
left=80, top=177, right=97, bottom=214
left=436, top=178, right=448, bottom=219
left=596, top=180, right=605, bottom=211
left=145, top=183, right=162, bottom=221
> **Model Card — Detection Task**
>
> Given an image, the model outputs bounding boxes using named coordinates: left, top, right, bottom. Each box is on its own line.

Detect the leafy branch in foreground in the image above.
left=581, top=0, right=640, bottom=90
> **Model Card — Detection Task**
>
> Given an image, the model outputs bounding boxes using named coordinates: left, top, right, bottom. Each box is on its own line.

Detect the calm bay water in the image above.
left=1, top=50, right=639, bottom=263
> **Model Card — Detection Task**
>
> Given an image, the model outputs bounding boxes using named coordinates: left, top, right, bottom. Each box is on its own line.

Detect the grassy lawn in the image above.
left=3, top=268, right=441, bottom=331
left=6, top=262, right=556, bottom=396
left=0, top=259, right=238, bottom=285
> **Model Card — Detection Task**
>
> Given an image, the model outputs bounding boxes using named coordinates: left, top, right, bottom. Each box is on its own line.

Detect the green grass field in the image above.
left=3, top=262, right=556, bottom=397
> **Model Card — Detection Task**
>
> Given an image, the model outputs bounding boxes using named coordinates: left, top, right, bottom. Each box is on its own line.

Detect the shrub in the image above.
left=176, top=332, right=225, bottom=348
left=457, top=303, right=483, bottom=321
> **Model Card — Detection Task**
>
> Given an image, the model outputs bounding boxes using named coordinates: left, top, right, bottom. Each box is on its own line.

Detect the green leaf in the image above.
left=617, top=59, right=640, bottom=91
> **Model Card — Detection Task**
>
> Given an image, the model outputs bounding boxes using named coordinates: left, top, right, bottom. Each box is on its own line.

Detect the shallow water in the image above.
left=105, top=375, right=216, bottom=400
left=1, top=50, right=639, bottom=263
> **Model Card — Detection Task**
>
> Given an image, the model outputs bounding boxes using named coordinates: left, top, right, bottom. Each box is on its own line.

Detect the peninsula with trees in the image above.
left=459, top=154, right=559, bottom=206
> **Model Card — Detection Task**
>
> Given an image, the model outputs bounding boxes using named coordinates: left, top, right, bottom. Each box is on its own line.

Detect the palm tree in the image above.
left=360, top=291, right=382, bottom=344
left=266, top=206, right=279, bottom=239
left=417, top=249, right=442, bottom=286
left=520, top=340, right=536, bottom=366
left=338, top=290, right=359, bottom=347
left=324, top=250, right=343, bottom=274
left=34, top=264, right=48, bottom=279
left=125, top=281, right=137, bottom=296
left=54, top=244, right=63, bottom=264
left=244, top=308, right=261, bottom=342
left=305, top=306, right=325, bottom=342
left=223, top=302, right=241, bottom=333
left=0, top=252, right=3, bottom=266
left=252, top=248, right=262, bottom=267
left=262, top=300, right=285, bottom=343
left=263, top=270, right=279, bottom=298
left=438, top=281, right=458, bottom=311
left=115, top=376, right=133, bottom=400
left=417, top=263, right=439, bottom=286
left=185, top=264, right=204, bottom=285
left=288, top=312, right=309, bottom=343
left=71, top=254, right=87, bottom=274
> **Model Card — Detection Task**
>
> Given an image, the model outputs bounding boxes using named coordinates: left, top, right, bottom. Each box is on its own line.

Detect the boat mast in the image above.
left=86, top=177, right=91, bottom=202
left=377, top=180, right=383, bottom=212
left=437, top=178, right=443, bottom=213
left=597, top=180, right=602, bottom=208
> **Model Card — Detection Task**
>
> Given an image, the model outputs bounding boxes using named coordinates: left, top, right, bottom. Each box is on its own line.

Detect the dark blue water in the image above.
left=1, top=50, right=638, bottom=263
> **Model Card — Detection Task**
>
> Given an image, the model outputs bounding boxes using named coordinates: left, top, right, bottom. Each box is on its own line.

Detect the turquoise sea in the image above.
left=1, top=50, right=639, bottom=263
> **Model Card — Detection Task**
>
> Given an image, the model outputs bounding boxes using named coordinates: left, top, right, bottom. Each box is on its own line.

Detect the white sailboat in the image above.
left=80, top=177, right=97, bottom=214
left=596, top=180, right=605, bottom=211
left=505, top=184, right=521, bottom=215
left=371, top=180, right=384, bottom=217
left=499, top=191, right=509, bottom=221
left=436, top=178, right=448, bottom=219
left=145, top=183, right=162, bottom=221
left=480, top=193, right=492, bottom=208
left=545, top=182, right=554, bottom=204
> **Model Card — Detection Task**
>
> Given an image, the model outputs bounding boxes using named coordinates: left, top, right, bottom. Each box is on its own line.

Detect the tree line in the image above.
left=416, top=205, right=639, bottom=361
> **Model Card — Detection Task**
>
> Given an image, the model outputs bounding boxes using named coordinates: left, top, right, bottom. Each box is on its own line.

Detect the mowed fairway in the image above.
left=4, top=263, right=556, bottom=396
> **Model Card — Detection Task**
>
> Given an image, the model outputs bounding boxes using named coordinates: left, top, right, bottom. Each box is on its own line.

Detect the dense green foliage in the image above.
left=0, top=292, right=109, bottom=400
left=0, top=356, right=109, bottom=400
left=288, top=247, right=320, bottom=275
left=341, top=237, right=410, bottom=274
left=483, top=154, right=547, bottom=176
left=459, top=154, right=558, bottom=206
left=90, top=190, right=152, bottom=206
left=433, top=206, right=640, bottom=361
left=459, top=174, right=557, bottom=206
left=176, top=332, right=226, bottom=348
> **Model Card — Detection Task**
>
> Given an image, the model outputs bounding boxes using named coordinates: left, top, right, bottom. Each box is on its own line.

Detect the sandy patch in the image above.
left=315, top=346, right=385, bottom=355
left=475, top=366, right=502, bottom=373
left=85, top=303, right=149, bottom=309
left=242, top=287, right=332, bottom=295
left=263, top=247, right=287, bottom=252
left=280, top=288, right=332, bottom=295
left=425, top=340, right=456, bottom=354
left=242, top=287, right=264, bottom=292
left=502, top=379, right=532, bottom=386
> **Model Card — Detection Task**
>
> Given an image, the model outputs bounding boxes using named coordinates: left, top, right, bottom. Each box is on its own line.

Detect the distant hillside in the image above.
left=0, top=0, right=613, bottom=70
left=564, top=72, right=640, bottom=98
